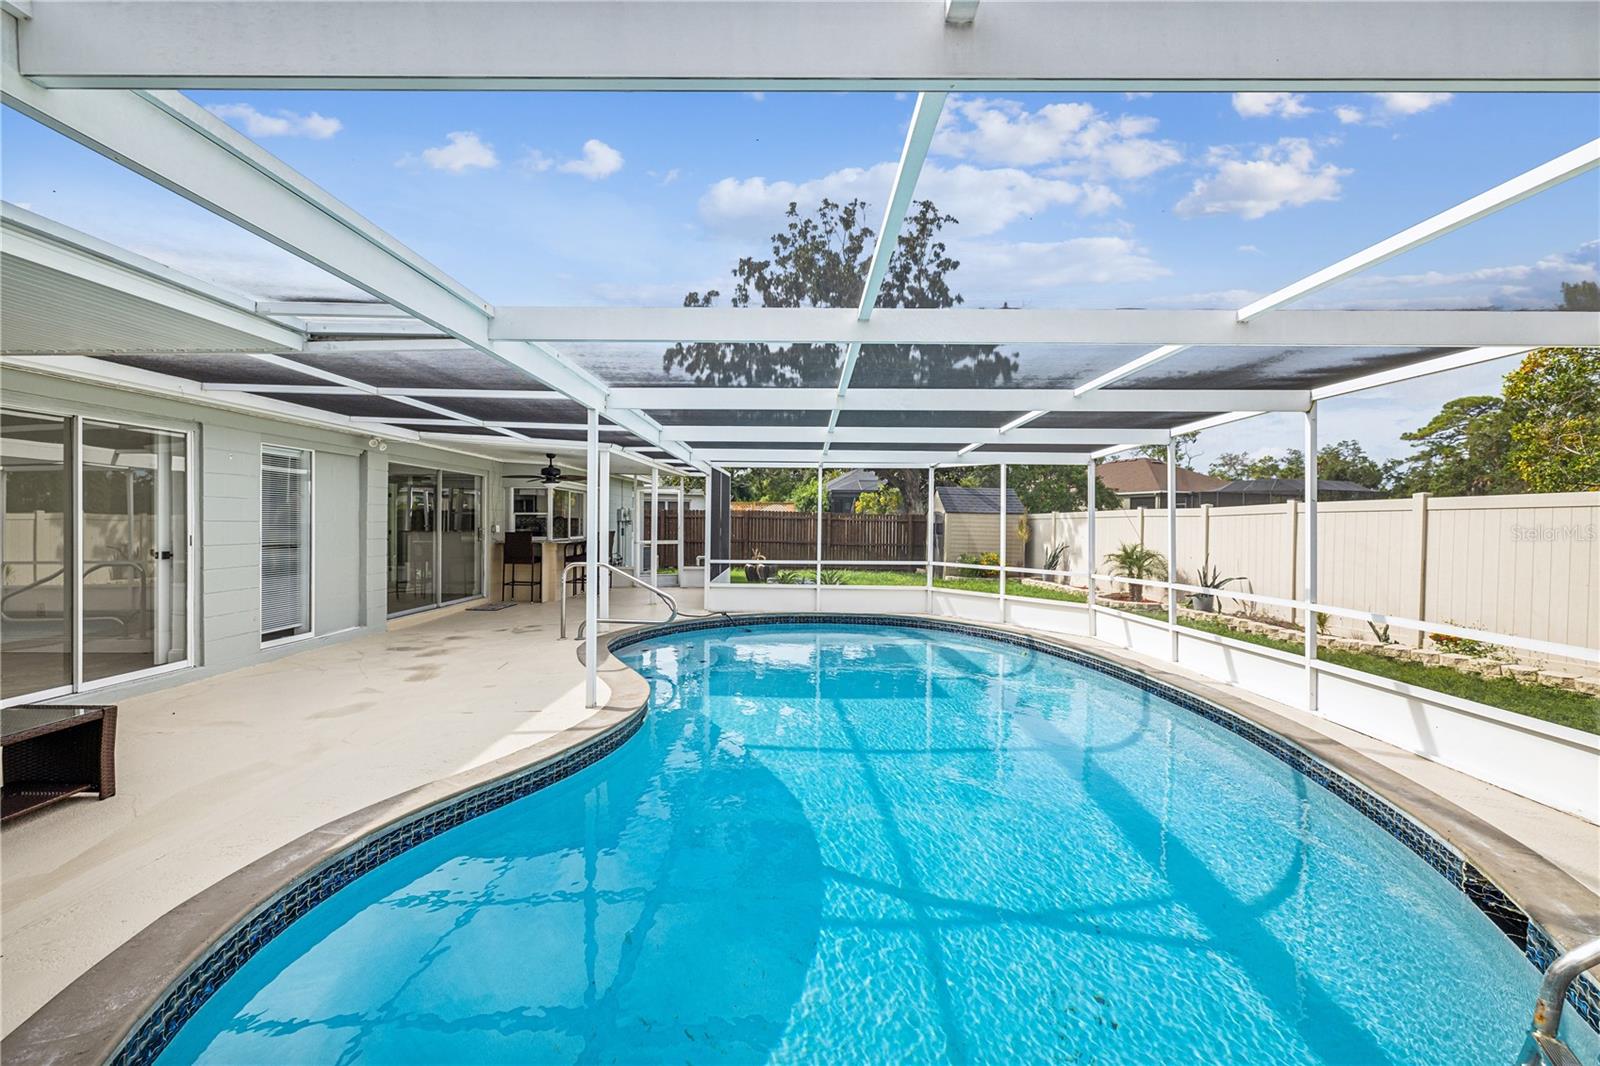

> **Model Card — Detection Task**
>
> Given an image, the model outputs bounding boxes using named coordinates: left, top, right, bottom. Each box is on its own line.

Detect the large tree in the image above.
left=1392, top=395, right=1519, bottom=496
left=1501, top=346, right=1600, bottom=492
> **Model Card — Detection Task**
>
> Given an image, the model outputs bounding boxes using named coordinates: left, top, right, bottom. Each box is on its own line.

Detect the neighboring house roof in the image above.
left=1219, top=477, right=1384, bottom=496
left=1096, top=458, right=1228, bottom=495
left=826, top=470, right=883, bottom=493
left=935, top=486, right=1025, bottom=514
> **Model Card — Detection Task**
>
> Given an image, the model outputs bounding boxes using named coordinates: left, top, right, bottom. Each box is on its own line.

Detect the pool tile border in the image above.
left=615, top=613, right=1600, bottom=1034
left=36, top=611, right=1594, bottom=1066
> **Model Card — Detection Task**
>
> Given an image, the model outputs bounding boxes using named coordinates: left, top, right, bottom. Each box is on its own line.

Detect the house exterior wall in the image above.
left=2, top=367, right=501, bottom=702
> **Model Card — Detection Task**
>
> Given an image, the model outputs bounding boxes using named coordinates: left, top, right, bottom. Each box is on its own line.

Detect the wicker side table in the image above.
left=1, top=704, right=117, bottom=823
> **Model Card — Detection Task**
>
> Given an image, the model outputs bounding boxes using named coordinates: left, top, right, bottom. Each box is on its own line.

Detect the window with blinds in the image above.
left=261, top=446, right=312, bottom=642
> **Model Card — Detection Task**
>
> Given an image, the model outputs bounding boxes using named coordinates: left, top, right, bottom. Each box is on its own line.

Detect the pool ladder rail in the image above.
left=1518, top=935, right=1600, bottom=1066
left=558, top=561, right=728, bottom=641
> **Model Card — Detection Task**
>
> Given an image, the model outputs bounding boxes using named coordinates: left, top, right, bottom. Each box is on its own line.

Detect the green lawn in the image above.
left=1107, top=603, right=1598, bottom=734
left=718, top=570, right=1598, bottom=734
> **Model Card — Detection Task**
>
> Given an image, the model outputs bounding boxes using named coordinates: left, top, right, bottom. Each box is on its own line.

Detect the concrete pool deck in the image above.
left=3, top=594, right=1597, bottom=1040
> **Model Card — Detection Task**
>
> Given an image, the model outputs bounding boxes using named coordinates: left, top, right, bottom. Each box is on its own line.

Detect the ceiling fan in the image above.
left=504, top=454, right=586, bottom=487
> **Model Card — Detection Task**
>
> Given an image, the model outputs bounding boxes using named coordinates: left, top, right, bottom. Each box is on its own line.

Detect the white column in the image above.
left=649, top=467, right=659, bottom=588
left=702, top=474, right=711, bottom=572
left=598, top=447, right=612, bottom=620
left=814, top=463, right=824, bottom=606
left=1166, top=441, right=1178, bottom=661
left=1304, top=403, right=1320, bottom=713
left=584, top=409, right=600, bottom=708
left=998, top=463, right=1008, bottom=616
left=1086, top=458, right=1098, bottom=638
left=925, top=466, right=935, bottom=610
left=153, top=431, right=174, bottom=662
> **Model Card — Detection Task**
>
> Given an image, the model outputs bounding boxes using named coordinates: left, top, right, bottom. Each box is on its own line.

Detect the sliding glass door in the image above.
left=2, top=407, right=192, bottom=705
left=387, top=465, right=482, bottom=616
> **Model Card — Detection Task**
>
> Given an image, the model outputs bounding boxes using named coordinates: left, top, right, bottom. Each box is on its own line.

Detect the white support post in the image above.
left=649, top=467, right=659, bottom=589
left=1303, top=403, right=1320, bottom=714
left=1166, top=442, right=1179, bottom=660
left=925, top=466, right=936, bottom=610
left=702, top=474, right=711, bottom=573
left=584, top=408, right=600, bottom=708
left=815, top=463, right=824, bottom=604
left=1086, top=458, right=1098, bottom=638
left=598, top=447, right=612, bottom=621
left=999, top=463, right=1008, bottom=617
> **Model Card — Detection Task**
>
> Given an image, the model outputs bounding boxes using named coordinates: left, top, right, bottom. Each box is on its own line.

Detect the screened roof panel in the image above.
left=848, top=344, right=1143, bottom=389
left=284, top=349, right=541, bottom=390
left=1117, top=345, right=1462, bottom=390
left=417, top=396, right=592, bottom=423
left=1294, top=171, right=1599, bottom=311
left=893, top=91, right=1598, bottom=313
left=562, top=342, right=843, bottom=388
left=185, top=90, right=913, bottom=307
left=972, top=443, right=1115, bottom=454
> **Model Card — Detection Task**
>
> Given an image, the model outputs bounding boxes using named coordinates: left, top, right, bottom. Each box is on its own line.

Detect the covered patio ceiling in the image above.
left=1, top=0, right=1596, bottom=474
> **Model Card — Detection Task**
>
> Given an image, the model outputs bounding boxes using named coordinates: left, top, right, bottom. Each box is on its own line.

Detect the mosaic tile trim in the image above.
left=110, top=711, right=646, bottom=1066
left=617, top=613, right=1600, bottom=1034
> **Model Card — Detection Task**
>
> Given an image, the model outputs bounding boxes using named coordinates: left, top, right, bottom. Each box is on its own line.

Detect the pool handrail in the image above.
left=1517, top=935, right=1600, bottom=1066
left=559, top=560, right=727, bottom=640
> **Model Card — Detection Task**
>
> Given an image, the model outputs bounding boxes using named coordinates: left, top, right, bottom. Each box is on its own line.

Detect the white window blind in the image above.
left=261, top=447, right=312, bottom=640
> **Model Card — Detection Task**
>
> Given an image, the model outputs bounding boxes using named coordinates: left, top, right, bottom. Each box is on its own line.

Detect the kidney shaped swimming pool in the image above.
left=154, top=622, right=1596, bottom=1064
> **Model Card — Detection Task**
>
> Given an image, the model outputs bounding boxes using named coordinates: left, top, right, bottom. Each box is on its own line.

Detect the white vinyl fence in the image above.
left=1026, top=491, right=1599, bottom=653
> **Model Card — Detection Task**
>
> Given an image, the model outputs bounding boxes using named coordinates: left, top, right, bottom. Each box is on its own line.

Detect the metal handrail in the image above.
left=559, top=560, right=706, bottom=640
left=1517, top=936, right=1600, bottom=1066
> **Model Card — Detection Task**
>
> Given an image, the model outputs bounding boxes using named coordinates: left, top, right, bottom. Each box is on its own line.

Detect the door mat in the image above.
left=466, top=602, right=519, bottom=612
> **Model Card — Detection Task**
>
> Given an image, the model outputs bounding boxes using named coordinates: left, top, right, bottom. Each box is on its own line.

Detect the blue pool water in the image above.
left=159, top=623, right=1597, bottom=1064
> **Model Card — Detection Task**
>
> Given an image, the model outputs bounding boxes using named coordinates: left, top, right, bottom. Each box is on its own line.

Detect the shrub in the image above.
left=1106, top=542, right=1167, bottom=602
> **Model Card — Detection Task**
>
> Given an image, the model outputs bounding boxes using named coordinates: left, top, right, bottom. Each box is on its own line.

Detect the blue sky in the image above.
left=2, top=89, right=1596, bottom=464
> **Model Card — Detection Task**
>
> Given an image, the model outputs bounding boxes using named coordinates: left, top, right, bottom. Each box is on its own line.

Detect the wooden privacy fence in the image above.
left=645, top=508, right=927, bottom=567
left=1022, top=491, right=1599, bottom=652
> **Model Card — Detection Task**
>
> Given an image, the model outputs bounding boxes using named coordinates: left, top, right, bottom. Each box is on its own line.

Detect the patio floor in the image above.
left=2, top=592, right=1595, bottom=1036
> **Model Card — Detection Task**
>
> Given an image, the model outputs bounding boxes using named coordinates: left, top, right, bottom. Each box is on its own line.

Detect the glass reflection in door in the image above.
left=439, top=473, right=482, bottom=602
left=79, top=419, right=189, bottom=686
left=388, top=465, right=437, bottom=615
left=1, top=410, right=72, bottom=700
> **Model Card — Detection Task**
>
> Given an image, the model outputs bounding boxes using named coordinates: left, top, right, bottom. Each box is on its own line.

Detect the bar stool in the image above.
left=501, top=531, right=540, bottom=602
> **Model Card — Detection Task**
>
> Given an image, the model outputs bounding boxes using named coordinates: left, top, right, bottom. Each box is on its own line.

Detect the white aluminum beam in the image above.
left=1238, top=140, right=1600, bottom=321
left=826, top=90, right=947, bottom=451
left=13, top=2, right=1597, bottom=90
left=1073, top=344, right=1188, bottom=396
left=945, top=0, right=980, bottom=25
left=609, top=387, right=1310, bottom=412
left=201, top=383, right=364, bottom=395
left=665, top=425, right=1168, bottom=445
left=2, top=205, right=304, bottom=353
left=494, top=307, right=1598, bottom=348
left=0, top=54, right=701, bottom=469
left=376, top=388, right=566, bottom=400
left=256, top=300, right=407, bottom=318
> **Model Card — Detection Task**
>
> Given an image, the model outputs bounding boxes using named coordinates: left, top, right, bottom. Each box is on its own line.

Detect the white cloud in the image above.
left=745, top=91, right=766, bottom=102
left=1175, top=138, right=1349, bottom=220
left=522, top=149, right=554, bottom=172
left=1372, top=92, right=1454, bottom=116
left=652, top=168, right=681, bottom=186
left=415, top=131, right=499, bottom=173
left=1238, top=244, right=1262, bottom=254
left=956, top=236, right=1169, bottom=291
left=1332, top=92, right=1454, bottom=126
left=1231, top=93, right=1314, bottom=119
left=1123, top=92, right=1154, bottom=100
left=699, top=160, right=1121, bottom=237
left=559, top=139, right=624, bottom=180
left=933, top=97, right=1182, bottom=179
left=207, top=103, right=342, bottom=139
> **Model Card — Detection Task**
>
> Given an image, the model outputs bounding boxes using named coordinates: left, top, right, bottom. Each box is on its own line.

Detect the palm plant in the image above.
left=1106, top=542, right=1168, bottom=602
left=1043, top=541, right=1068, bottom=583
